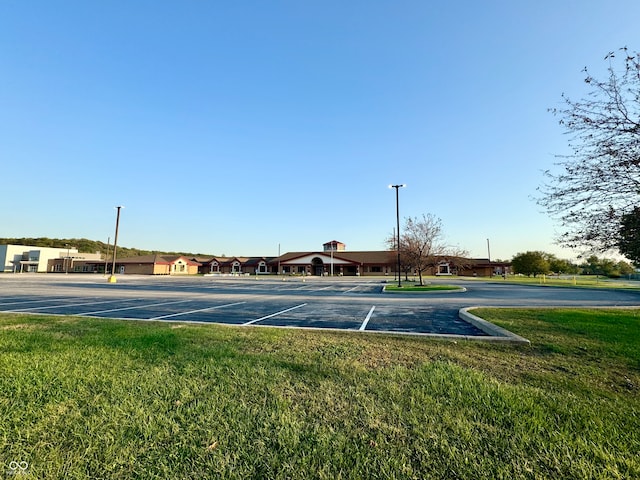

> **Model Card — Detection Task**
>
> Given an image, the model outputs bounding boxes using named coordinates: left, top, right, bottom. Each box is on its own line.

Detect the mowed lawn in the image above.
left=0, top=308, right=638, bottom=479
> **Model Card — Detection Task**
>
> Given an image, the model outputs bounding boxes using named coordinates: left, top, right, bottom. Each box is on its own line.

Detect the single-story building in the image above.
left=193, top=256, right=276, bottom=275
left=111, top=255, right=201, bottom=275
left=270, top=251, right=510, bottom=277
left=48, top=252, right=105, bottom=273
left=9, top=239, right=510, bottom=277
left=458, top=258, right=511, bottom=277
left=272, top=250, right=395, bottom=276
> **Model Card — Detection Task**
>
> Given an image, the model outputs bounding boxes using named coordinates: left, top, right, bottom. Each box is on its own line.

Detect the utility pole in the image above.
left=389, top=184, right=406, bottom=287
left=108, top=206, right=123, bottom=283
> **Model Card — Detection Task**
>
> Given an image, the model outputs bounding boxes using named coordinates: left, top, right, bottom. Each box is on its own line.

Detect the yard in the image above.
left=1, top=308, right=638, bottom=479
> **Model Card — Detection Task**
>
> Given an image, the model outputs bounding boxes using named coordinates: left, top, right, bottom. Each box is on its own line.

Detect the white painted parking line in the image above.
left=76, top=299, right=194, bottom=316
left=149, top=301, right=246, bottom=320
left=4, top=298, right=132, bottom=313
left=242, top=303, right=307, bottom=326
left=314, top=285, right=334, bottom=291
left=343, top=285, right=361, bottom=293
left=0, top=298, right=83, bottom=307
left=359, top=306, right=376, bottom=331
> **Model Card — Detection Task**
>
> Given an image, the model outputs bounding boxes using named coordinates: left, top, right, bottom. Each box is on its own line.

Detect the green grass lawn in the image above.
left=384, top=284, right=461, bottom=292
left=1, top=309, right=638, bottom=479
left=483, top=274, right=640, bottom=289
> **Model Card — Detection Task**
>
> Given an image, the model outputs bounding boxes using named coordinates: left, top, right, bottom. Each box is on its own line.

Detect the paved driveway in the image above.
left=0, top=275, right=638, bottom=339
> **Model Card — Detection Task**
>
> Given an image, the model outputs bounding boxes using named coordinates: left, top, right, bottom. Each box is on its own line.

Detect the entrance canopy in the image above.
left=280, top=253, right=353, bottom=265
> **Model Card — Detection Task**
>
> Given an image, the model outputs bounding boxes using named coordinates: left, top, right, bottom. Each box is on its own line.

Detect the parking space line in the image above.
left=242, top=303, right=307, bottom=326
left=76, top=299, right=194, bottom=316
left=0, top=298, right=83, bottom=307
left=359, top=306, right=376, bottom=331
left=4, top=298, right=132, bottom=313
left=343, top=285, right=361, bottom=293
left=149, top=301, right=247, bottom=320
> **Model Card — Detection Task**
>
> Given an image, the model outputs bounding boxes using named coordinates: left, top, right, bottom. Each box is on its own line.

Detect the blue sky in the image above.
left=2, top=1, right=639, bottom=260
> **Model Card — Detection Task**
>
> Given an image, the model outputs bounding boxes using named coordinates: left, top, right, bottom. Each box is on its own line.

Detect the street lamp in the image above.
left=108, top=206, right=123, bottom=283
left=389, top=184, right=406, bottom=287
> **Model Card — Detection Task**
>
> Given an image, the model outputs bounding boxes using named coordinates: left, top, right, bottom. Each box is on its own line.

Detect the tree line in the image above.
left=387, top=213, right=636, bottom=281
left=0, top=238, right=211, bottom=259
left=510, top=251, right=635, bottom=278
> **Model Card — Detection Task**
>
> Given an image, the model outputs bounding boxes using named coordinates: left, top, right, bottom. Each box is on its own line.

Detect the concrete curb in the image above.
left=458, top=307, right=531, bottom=345
left=382, top=286, right=467, bottom=293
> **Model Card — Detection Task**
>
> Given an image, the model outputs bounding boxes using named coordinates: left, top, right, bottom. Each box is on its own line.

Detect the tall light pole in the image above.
left=108, top=206, right=123, bottom=283
left=389, top=184, right=405, bottom=287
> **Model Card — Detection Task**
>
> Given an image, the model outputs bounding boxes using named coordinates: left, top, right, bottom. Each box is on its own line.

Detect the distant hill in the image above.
left=0, top=238, right=213, bottom=259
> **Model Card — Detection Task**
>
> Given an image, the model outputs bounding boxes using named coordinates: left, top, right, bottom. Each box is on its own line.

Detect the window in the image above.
left=437, top=263, right=451, bottom=275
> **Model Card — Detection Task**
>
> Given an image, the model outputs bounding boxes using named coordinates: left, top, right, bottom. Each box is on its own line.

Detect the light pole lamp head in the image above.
left=389, top=184, right=406, bottom=189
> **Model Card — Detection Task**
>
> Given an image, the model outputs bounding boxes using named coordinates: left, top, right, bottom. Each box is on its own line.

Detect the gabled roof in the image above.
left=272, top=250, right=395, bottom=265
left=194, top=256, right=276, bottom=267
left=323, top=240, right=345, bottom=246
left=190, top=256, right=233, bottom=265
left=191, top=256, right=216, bottom=263
left=115, top=254, right=200, bottom=266
left=242, top=256, right=276, bottom=266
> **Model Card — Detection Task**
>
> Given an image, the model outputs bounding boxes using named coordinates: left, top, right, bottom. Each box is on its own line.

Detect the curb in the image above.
left=458, top=307, right=531, bottom=345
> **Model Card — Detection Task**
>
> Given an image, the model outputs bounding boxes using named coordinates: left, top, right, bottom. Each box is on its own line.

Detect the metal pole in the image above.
left=392, top=227, right=396, bottom=282
left=395, top=187, right=401, bottom=287
left=330, top=244, right=334, bottom=277
left=390, top=184, right=405, bottom=287
left=108, top=206, right=123, bottom=283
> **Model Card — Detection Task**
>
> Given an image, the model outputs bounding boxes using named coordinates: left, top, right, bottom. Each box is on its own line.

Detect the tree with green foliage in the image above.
left=580, top=255, right=635, bottom=277
left=511, top=251, right=550, bottom=277
left=616, top=260, right=636, bottom=277
left=546, top=255, right=580, bottom=275
left=618, top=207, right=640, bottom=266
left=539, top=48, right=640, bottom=253
left=0, top=237, right=211, bottom=259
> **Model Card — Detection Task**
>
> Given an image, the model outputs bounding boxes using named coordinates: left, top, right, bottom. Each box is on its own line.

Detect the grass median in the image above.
left=1, top=309, right=638, bottom=479
left=384, top=284, right=461, bottom=292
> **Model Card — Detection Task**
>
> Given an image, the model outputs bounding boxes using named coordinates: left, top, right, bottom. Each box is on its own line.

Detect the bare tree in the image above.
left=539, top=47, right=640, bottom=252
left=388, top=214, right=467, bottom=286
left=385, top=230, right=413, bottom=281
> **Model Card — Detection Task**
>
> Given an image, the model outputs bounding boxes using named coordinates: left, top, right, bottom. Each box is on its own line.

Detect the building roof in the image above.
left=272, top=250, right=394, bottom=265
left=115, top=254, right=201, bottom=266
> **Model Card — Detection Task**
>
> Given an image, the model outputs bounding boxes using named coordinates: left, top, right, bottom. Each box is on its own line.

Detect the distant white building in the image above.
left=0, top=244, right=79, bottom=273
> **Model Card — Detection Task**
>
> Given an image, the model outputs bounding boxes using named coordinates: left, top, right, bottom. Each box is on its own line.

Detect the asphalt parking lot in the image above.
left=1, top=274, right=639, bottom=340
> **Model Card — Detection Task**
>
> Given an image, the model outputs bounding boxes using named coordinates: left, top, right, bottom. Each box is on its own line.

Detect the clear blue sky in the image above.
left=2, top=1, right=639, bottom=260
